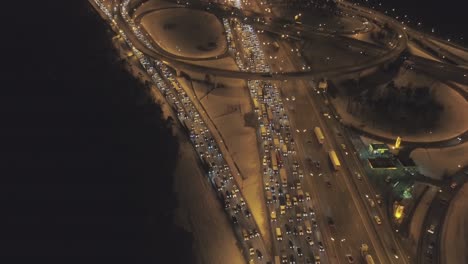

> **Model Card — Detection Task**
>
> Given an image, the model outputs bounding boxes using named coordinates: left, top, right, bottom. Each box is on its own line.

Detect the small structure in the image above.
left=368, top=158, right=397, bottom=169
left=368, top=143, right=390, bottom=155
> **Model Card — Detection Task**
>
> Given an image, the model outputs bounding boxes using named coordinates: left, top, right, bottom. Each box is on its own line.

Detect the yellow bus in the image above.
left=329, top=150, right=341, bottom=170
left=253, top=98, right=259, bottom=112
left=271, top=151, right=278, bottom=172
left=314, top=127, right=325, bottom=145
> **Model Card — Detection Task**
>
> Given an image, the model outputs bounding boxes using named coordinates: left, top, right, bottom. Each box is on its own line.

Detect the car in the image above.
left=285, top=224, right=292, bottom=234
left=375, top=194, right=382, bottom=205
left=245, top=209, right=251, bottom=218
left=293, top=196, right=298, bottom=205
left=298, top=225, right=304, bottom=236
left=232, top=216, right=238, bottom=224
left=289, top=254, right=296, bottom=264
left=313, top=254, right=321, bottom=264
left=327, top=217, right=335, bottom=227
left=306, top=236, right=314, bottom=246
left=355, top=172, right=362, bottom=180
left=243, top=229, right=249, bottom=241
left=296, top=181, right=302, bottom=189
left=256, top=249, right=263, bottom=259
left=345, top=254, right=354, bottom=263
left=427, top=224, right=436, bottom=234
left=249, top=247, right=255, bottom=256
left=305, top=257, right=313, bottom=264
left=288, top=239, right=294, bottom=249
left=341, top=144, right=346, bottom=150
left=374, top=215, right=382, bottom=225
left=297, top=247, right=303, bottom=257
left=385, top=175, right=392, bottom=183
left=293, top=226, right=298, bottom=236
left=428, top=242, right=435, bottom=250
left=239, top=197, right=246, bottom=206
left=305, top=192, right=311, bottom=200
left=309, top=207, right=316, bottom=216
left=318, top=241, right=325, bottom=251
left=271, top=210, right=277, bottom=222
left=293, top=160, right=299, bottom=168
left=252, top=229, right=259, bottom=237
left=314, top=161, right=321, bottom=169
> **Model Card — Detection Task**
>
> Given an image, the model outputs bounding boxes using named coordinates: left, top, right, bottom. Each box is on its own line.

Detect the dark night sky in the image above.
left=0, top=1, right=192, bottom=263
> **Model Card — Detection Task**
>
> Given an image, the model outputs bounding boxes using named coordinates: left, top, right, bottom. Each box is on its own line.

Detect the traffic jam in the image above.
left=223, top=2, right=329, bottom=262
left=95, top=0, right=272, bottom=262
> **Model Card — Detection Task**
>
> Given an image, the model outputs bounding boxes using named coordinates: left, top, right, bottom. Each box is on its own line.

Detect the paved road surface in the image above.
left=440, top=183, right=468, bottom=264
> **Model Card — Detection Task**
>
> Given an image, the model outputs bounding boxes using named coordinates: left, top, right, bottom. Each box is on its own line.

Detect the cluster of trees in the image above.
left=348, top=81, right=443, bottom=131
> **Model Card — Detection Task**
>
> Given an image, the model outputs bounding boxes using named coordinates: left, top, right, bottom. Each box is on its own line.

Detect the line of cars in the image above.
left=221, top=4, right=332, bottom=263
left=103, top=1, right=272, bottom=262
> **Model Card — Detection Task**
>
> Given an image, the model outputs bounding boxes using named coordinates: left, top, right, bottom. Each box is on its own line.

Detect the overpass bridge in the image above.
left=115, top=0, right=408, bottom=81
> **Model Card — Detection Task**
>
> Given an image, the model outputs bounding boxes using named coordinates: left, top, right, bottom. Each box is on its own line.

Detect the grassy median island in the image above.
left=141, top=8, right=227, bottom=59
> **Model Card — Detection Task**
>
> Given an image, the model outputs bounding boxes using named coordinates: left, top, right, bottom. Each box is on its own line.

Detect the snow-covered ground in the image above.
left=273, top=7, right=366, bottom=33
left=410, top=142, right=468, bottom=180
left=301, top=34, right=377, bottom=70
left=408, top=42, right=442, bottom=62
left=333, top=69, right=468, bottom=143
left=428, top=38, right=468, bottom=62
left=173, top=132, right=245, bottom=264
left=175, top=73, right=272, bottom=249
left=348, top=31, right=380, bottom=46
left=140, top=8, right=227, bottom=59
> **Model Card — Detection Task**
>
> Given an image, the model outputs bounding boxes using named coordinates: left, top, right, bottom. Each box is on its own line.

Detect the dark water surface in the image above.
left=0, top=1, right=192, bottom=263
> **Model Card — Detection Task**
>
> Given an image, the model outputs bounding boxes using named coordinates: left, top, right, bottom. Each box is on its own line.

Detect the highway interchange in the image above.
left=91, top=0, right=468, bottom=263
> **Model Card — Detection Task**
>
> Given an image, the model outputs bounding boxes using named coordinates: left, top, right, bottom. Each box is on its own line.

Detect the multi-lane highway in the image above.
left=92, top=0, right=468, bottom=263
